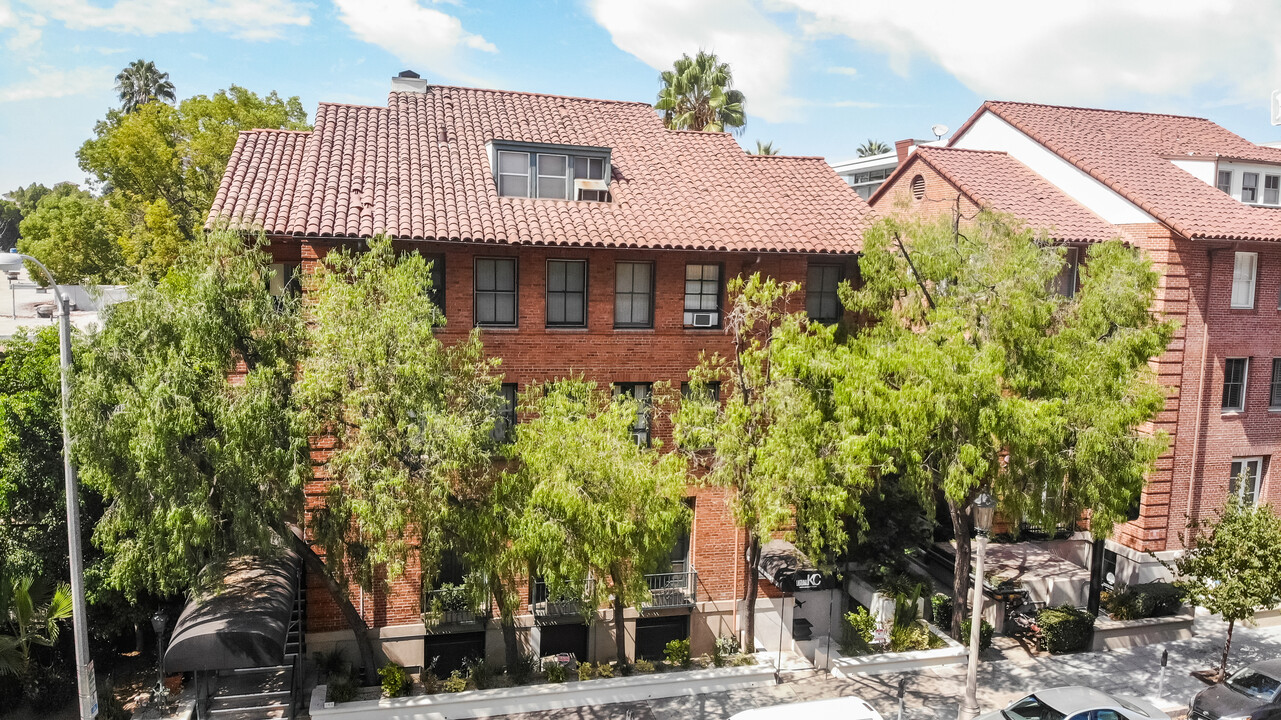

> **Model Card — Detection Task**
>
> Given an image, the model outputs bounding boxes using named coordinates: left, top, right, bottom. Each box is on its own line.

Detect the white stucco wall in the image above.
left=1216, top=160, right=1281, bottom=206
left=1169, top=157, right=1217, bottom=186
left=951, top=111, right=1158, bottom=225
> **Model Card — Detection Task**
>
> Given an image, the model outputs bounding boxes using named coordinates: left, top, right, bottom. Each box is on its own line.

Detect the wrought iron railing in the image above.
left=642, top=570, right=696, bottom=609
left=422, top=586, right=491, bottom=627
left=529, top=578, right=595, bottom=618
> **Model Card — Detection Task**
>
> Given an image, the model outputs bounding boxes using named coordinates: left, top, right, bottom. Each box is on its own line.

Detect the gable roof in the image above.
left=209, top=85, right=871, bottom=255
left=872, top=146, right=1118, bottom=243
left=953, top=101, right=1281, bottom=242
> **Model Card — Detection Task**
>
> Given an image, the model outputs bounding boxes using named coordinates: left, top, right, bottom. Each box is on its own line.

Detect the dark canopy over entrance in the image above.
left=164, top=551, right=300, bottom=673
left=757, top=539, right=834, bottom=592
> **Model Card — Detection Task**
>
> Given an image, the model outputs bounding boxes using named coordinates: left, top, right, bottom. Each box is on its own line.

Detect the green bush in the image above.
left=23, top=662, right=75, bottom=714
left=731, top=653, right=756, bottom=666
left=931, top=594, right=953, bottom=631
left=464, top=658, right=494, bottom=690
left=1101, top=582, right=1184, bottom=620
left=710, top=634, right=741, bottom=667
left=664, top=638, right=691, bottom=669
left=544, top=662, right=566, bottom=683
left=328, top=679, right=357, bottom=703
left=442, top=670, right=469, bottom=693
left=889, top=623, right=933, bottom=651
left=634, top=659, right=655, bottom=674
left=1038, top=605, right=1095, bottom=654
left=379, top=663, right=410, bottom=698
left=428, top=583, right=470, bottom=614
left=596, top=662, right=614, bottom=679
left=507, top=651, right=537, bottom=683
left=577, top=662, right=595, bottom=681
left=960, top=618, right=994, bottom=651
left=841, top=606, right=877, bottom=654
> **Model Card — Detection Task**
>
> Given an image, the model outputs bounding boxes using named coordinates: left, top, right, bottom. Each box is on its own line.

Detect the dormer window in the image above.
left=1243, top=172, right=1259, bottom=203
left=1217, top=170, right=1232, bottom=194
left=491, top=142, right=612, bottom=202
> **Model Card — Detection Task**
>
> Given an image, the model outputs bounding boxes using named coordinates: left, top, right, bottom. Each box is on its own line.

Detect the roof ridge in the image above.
left=746, top=154, right=829, bottom=161
left=916, top=146, right=1007, bottom=156
left=317, top=101, right=389, bottom=110
left=404, top=84, right=656, bottom=108
left=666, top=128, right=731, bottom=136
left=238, top=128, right=312, bottom=135
left=986, top=99, right=1212, bottom=123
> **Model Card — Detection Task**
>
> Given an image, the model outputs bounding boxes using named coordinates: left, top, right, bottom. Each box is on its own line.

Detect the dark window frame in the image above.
left=683, top=263, right=724, bottom=329
left=806, top=263, right=844, bottom=322
left=1271, top=358, right=1281, bottom=409
left=266, top=261, right=301, bottom=299
left=491, top=383, right=518, bottom=444
left=614, top=261, right=655, bottom=329
left=545, top=259, right=588, bottom=328
left=614, top=382, right=653, bottom=447
left=473, top=257, right=519, bottom=328
left=1223, top=357, right=1249, bottom=412
left=423, top=253, right=446, bottom=313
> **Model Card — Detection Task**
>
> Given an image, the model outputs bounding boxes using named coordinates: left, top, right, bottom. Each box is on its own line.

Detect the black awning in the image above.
left=164, top=551, right=300, bottom=673
left=757, top=539, right=835, bottom=592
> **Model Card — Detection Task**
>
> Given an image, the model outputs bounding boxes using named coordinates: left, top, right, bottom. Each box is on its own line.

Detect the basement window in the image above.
left=491, top=142, right=612, bottom=202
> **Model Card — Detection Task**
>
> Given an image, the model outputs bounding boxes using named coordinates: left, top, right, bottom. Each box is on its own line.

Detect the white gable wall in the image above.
left=1169, top=158, right=1217, bottom=186
left=951, top=111, right=1158, bottom=225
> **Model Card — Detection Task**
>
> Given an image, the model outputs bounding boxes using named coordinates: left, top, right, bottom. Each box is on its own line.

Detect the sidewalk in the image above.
left=491, top=610, right=1281, bottom=720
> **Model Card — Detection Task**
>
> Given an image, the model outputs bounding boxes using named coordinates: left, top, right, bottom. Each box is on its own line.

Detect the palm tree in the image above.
left=115, top=59, right=176, bottom=114
left=754, top=140, right=780, bottom=155
left=0, top=576, right=73, bottom=676
left=857, top=139, right=891, bottom=157
left=655, top=51, right=746, bottom=134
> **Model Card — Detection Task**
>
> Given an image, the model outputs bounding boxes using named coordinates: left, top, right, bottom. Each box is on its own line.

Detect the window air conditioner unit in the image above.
left=574, top=178, right=608, bottom=192
left=691, top=312, right=716, bottom=327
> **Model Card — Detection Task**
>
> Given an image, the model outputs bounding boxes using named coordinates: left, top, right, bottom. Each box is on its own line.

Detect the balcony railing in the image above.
left=643, top=570, right=697, bottom=609
left=530, top=578, right=595, bottom=618
left=422, top=586, right=491, bottom=627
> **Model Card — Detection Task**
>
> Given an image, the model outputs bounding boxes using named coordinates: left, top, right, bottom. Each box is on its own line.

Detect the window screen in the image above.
left=474, top=258, right=517, bottom=326
left=1217, top=170, right=1232, bottom=194
left=683, top=264, right=721, bottom=326
left=545, top=259, right=586, bottom=327
left=1223, top=357, right=1249, bottom=412
left=806, top=264, right=842, bottom=322
left=615, top=262, right=653, bottom=328
left=497, top=151, right=531, bottom=197
left=1231, top=251, right=1258, bottom=309
left=1243, top=172, right=1259, bottom=203
left=536, top=154, right=569, bottom=199
left=1266, top=175, right=1280, bottom=205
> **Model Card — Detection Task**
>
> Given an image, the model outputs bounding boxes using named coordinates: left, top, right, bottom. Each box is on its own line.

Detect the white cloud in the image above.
left=588, top=0, right=801, bottom=123
left=826, top=66, right=858, bottom=77
left=333, top=0, right=496, bottom=82
left=1, top=0, right=44, bottom=53
left=778, top=0, right=1281, bottom=107
left=0, top=65, right=114, bottom=103
left=32, top=0, right=310, bottom=41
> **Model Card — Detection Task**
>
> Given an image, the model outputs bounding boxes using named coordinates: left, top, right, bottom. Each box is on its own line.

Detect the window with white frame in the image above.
left=1266, top=175, right=1280, bottom=205
left=493, top=143, right=612, bottom=202
left=614, top=261, right=653, bottom=328
left=1271, top=358, right=1281, bottom=409
left=1243, top=172, right=1260, bottom=203
left=1231, top=251, right=1258, bottom=309
left=1223, top=357, right=1249, bottom=412
left=497, top=151, right=531, bottom=197
left=683, top=264, right=721, bottom=327
left=1217, top=170, right=1232, bottom=194
left=1229, top=457, right=1263, bottom=506
left=474, top=257, right=518, bottom=327
left=545, top=259, right=586, bottom=327
left=806, top=264, right=843, bottom=323
left=536, top=154, right=569, bottom=199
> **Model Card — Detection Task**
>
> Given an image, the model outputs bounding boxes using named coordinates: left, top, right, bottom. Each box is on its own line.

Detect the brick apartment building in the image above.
left=208, top=73, right=872, bottom=669
left=871, top=101, right=1281, bottom=584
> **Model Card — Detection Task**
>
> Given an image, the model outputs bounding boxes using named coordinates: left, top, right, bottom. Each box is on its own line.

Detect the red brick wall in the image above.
left=871, top=158, right=981, bottom=219
left=280, top=237, right=856, bottom=631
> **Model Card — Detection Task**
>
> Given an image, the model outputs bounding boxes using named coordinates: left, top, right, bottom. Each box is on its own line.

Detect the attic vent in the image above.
left=910, top=174, right=926, bottom=200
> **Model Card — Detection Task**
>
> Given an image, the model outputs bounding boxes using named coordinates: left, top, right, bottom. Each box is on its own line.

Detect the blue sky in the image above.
left=3, top=0, right=1281, bottom=194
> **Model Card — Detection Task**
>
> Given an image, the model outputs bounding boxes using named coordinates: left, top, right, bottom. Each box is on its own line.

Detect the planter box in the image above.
left=310, top=663, right=776, bottom=720
left=1091, top=606, right=1195, bottom=651
left=830, top=623, right=967, bottom=677
left=1250, top=607, right=1281, bottom=628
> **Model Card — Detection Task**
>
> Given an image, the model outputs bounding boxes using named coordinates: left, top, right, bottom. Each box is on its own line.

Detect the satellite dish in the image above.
left=931, top=123, right=949, bottom=140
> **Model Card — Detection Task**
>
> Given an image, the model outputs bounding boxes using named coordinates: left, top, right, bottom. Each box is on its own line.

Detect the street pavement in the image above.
left=491, top=610, right=1281, bottom=720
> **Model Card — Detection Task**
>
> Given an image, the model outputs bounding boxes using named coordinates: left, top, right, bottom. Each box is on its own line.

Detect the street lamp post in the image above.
left=958, top=491, right=996, bottom=720
left=0, top=252, right=97, bottom=719
left=151, top=610, right=169, bottom=694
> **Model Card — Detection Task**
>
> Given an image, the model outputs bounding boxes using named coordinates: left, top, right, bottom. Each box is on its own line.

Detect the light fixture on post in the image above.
left=958, top=491, right=996, bottom=720
left=151, top=610, right=169, bottom=694
left=0, top=250, right=97, bottom=719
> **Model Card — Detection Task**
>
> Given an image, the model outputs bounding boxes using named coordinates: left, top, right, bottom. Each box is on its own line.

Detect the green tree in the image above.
left=0, top=576, right=72, bottom=676
left=514, top=379, right=691, bottom=663
left=753, top=140, right=779, bottom=156
left=1168, top=496, right=1281, bottom=681
left=673, top=274, right=867, bottom=648
left=656, top=51, right=746, bottom=134
left=115, top=59, right=176, bottom=114
left=0, top=200, right=20, bottom=251
left=833, top=211, right=1173, bottom=635
left=5, top=183, right=88, bottom=215
left=856, top=139, right=891, bottom=157
left=16, top=194, right=127, bottom=284
left=296, top=236, right=506, bottom=672
left=78, top=86, right=309, bottom=276
left=69, top=229, right=304, bottom=599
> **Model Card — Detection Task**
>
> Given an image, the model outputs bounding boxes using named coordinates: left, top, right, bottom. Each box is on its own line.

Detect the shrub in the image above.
left=931, top=594, right=953, bottom=630
left=379, top=663, right=410, bottom=698
left=442, top=670, right=469, bottom=693
left=616, top=662, right=634, bottom=676
left=664, top=638, right=692, bottom=669
left=328, top=679, right=357, bottom=704
left=731, top=653, right=757, bottom=666
left=575, top=662, right=594, bottom=681
left=23, top=662, right=75, bottom=714
left=960, top=619, right=994, bottom=651
left=889, top=623, right=933, bottom=651
left=710, top=634, right=741, bottom=667
left=544, top=662, right=567, bottom=683
left=1101, top=582, right=1184, bottom=620
left=1038, top=605, right=1095, bottom=654
left=596, top=662, right=614, bottom=679
left=422, top=670, right=440, bottom=695
left=634, top=659, right=655, bottom=674
left=314, top=649, right=349, bottom=681
left=465, top=658, right=495, bottom=690
left=507, top=651, right=537, bottom=684
left=841, top=606, right=877, bottom=655
left=95, top=682, right=131, bottom=720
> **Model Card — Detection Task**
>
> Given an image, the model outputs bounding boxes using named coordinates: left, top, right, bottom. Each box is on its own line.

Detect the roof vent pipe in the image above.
left=392, top=70, right=429, bottom=94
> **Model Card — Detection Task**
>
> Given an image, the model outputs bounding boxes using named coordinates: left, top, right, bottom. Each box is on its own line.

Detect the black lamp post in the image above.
left=152, top=610, right=169, bottom=693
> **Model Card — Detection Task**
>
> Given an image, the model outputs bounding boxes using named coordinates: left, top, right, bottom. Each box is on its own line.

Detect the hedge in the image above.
left=1101, top=582, right=1184, bottom=620
left=961, top=618, right=994, bottom=651
left=1038, top=605, right=1095, bottom=654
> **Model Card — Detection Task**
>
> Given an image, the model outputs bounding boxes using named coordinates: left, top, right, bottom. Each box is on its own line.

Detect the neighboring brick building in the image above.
left=209, top=73, right=871, bottom=668
left=871, top=101, right=1281, bottom=584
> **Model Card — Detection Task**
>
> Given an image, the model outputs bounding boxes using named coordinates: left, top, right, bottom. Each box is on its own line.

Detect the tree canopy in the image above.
left=656, top=51, right=746, bottom=134
left=16, top=193, right=127, bottom=284
left=68, top=229, right=305, bottom=597
left=856, top=139, right=891, bottom=157
left=115, top=59, right=176, bottom=114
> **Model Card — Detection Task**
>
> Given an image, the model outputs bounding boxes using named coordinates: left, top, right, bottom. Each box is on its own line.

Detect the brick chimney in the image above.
left=895, top=139, right=916, bottom=164
left=391, top=70, right=429, bottom=94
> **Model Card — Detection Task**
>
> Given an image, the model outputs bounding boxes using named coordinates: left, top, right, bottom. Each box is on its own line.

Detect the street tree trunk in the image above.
left=287, top=524, right=379, bottom=685
left=949, top=499, right=974, bottom=641
left=743, top=532, right=762, bottom=651
left=610, top=565, right=628, bottom=664
left=1220, top=618, right=1236, bottom=682
left=490, top=574, right=520, bottom=669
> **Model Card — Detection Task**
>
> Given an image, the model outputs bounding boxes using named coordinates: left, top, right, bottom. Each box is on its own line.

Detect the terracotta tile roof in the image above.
left=894, top=146, right=1119, bottom=243
left=960, top=101, right=1281, bottom=242
left=209, top=85, right=871, bottom=254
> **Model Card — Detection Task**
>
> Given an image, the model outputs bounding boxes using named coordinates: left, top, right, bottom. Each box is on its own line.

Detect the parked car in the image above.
left=976, top=687, right=1168, bottom=720
left=729, top=696, right=884, bottom=720
left=1191, top=659, right=1281, bottom=720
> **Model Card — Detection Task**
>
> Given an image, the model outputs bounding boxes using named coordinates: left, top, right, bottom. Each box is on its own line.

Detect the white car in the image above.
left=976, top=687, right=1169, bottom=720
left=729, top=696, right=884, bottom=720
